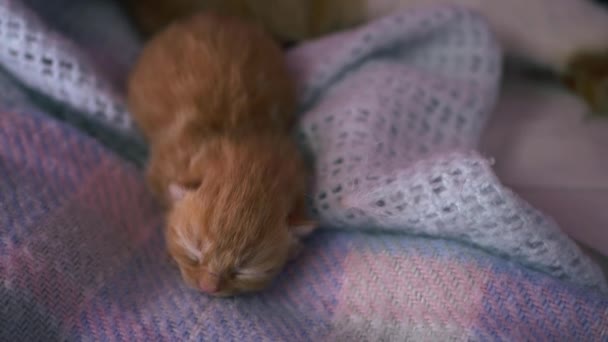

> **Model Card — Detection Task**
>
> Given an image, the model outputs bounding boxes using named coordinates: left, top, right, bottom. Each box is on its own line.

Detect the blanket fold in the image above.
left=288, top=6, right=606, bottom=290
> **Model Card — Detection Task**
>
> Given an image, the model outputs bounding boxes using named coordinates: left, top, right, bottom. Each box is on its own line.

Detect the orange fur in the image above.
left=165, top=135, right=309, bottom=295
left=127, top=12, right=316, bottom=296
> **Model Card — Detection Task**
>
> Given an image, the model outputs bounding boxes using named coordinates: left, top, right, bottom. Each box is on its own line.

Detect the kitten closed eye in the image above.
left=235, top=268, right=278, bottom=278
left=185, top=256, right=199, bottom=266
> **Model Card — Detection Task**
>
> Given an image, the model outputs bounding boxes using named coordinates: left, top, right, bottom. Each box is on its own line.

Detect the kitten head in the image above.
left=166, top=195, right=295, bottom=295
left=164, top=136, right=316, bottom=296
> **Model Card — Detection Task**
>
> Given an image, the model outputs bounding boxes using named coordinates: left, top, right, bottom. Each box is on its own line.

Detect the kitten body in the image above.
left=128, top=12, right=316, bottom=296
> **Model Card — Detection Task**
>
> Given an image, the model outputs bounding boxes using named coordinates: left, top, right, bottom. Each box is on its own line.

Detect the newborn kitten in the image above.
left=127, top=12, right=317, bottom=296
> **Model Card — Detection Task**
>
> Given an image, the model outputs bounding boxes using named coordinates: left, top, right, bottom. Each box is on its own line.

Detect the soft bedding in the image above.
left=0, top=0, right=607, bottom=340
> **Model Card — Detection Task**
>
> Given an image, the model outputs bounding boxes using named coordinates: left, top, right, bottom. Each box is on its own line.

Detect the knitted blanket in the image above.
left=1, top=0, right=607, bottom=340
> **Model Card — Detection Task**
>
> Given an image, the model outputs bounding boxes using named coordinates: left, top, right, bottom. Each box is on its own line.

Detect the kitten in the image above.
left=122, top=0, right=608, bottom=115
left=127, top=11, right=317, bottom=296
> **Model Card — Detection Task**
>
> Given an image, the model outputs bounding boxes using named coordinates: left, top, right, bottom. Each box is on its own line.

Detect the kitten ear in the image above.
left=169, top=179, right=203, bottom=203
left=287, top=194, right=318, bottom=238
left=169, top=183, right=188, bottom=202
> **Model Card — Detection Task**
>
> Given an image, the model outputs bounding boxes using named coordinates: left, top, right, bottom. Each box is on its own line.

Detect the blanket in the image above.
left=1, top=0, right=607, bottom=340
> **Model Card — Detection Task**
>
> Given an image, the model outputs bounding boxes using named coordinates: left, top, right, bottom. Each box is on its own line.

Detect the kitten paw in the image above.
left=562, top=50, right=608, bottom=118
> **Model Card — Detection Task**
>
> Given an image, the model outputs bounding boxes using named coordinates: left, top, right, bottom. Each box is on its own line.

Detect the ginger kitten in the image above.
left=127, top=12, right=316, bottom=296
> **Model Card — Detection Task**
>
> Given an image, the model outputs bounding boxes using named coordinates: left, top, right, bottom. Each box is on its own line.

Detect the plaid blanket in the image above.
left=1, top=0, right=607, bottom=340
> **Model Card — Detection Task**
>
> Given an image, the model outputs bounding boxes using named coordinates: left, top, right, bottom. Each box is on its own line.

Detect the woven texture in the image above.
left=1, top=0, right=608, bottom=340
left=0, top=0, right=146, bottom=163
left=1, top=106, right=608, bottom=340
left=287, top=7, right=606, bottom=289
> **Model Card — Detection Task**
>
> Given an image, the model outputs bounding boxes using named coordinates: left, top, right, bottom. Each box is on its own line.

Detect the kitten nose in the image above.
left=199, top=277, right=220, bottom=294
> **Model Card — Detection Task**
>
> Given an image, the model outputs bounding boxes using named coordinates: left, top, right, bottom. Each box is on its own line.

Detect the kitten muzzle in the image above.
left=198, top=273, right=221, bottom=294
